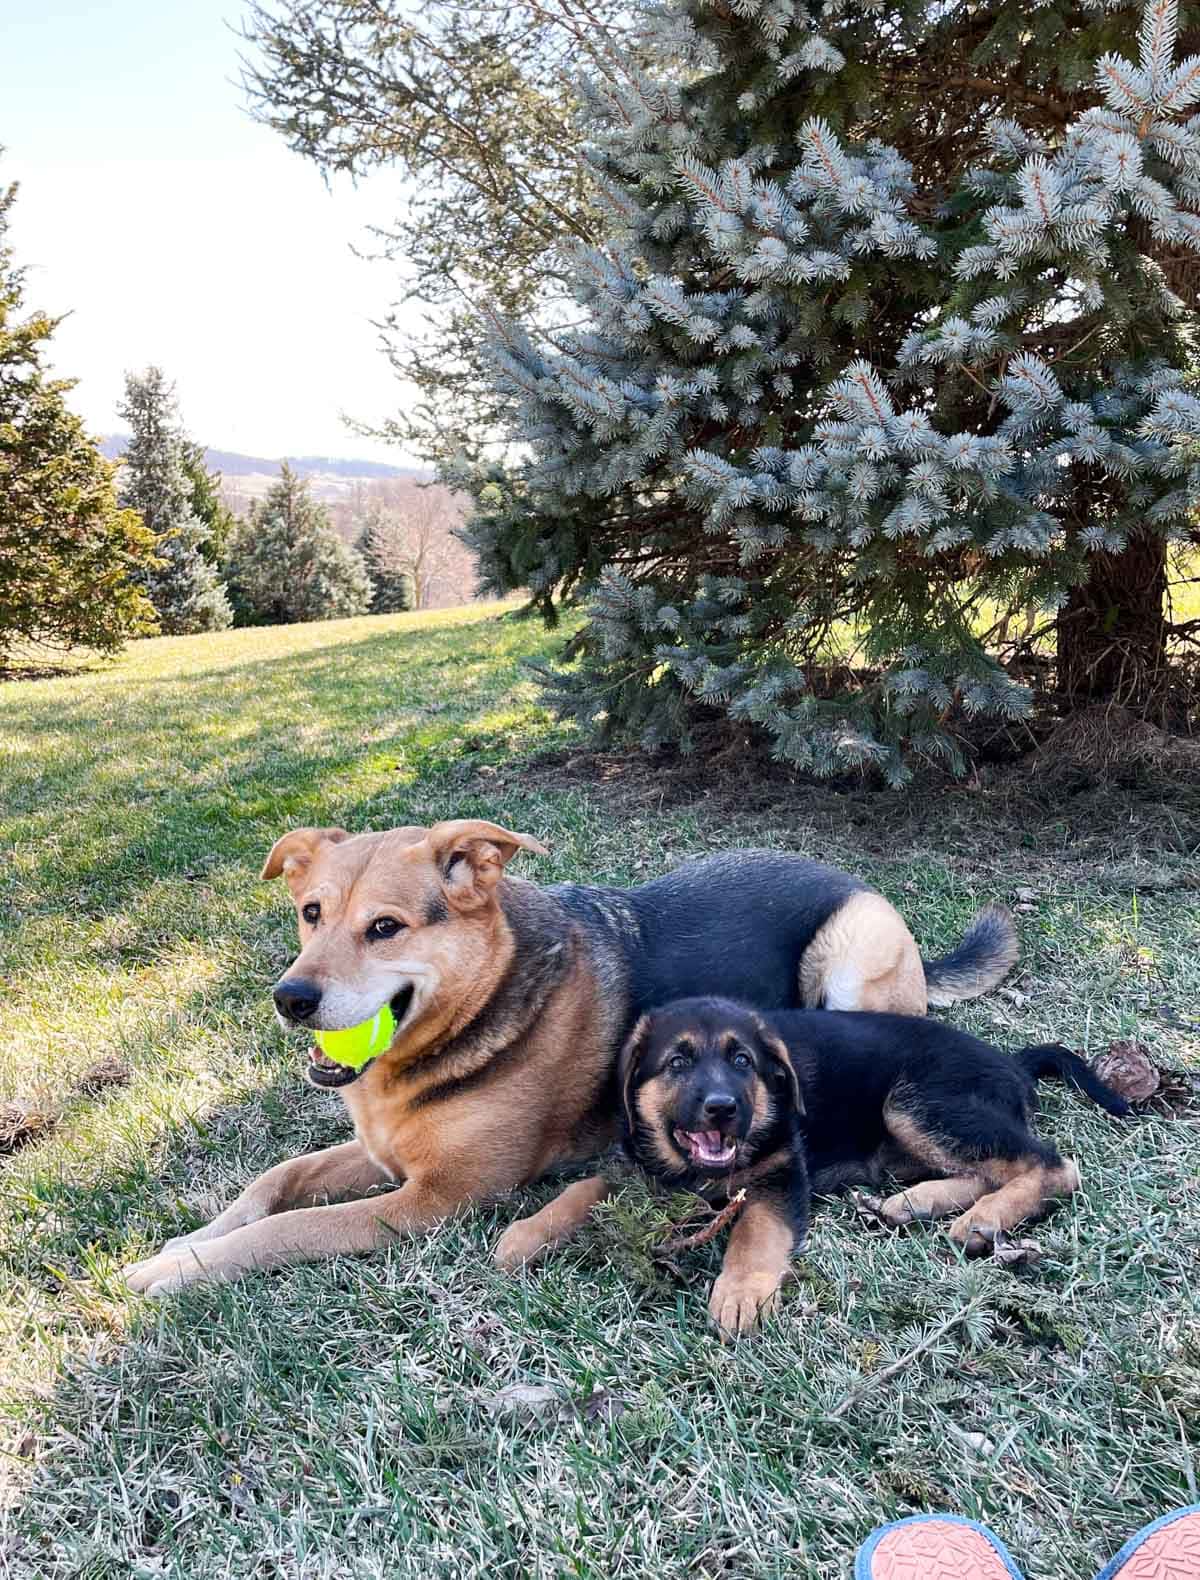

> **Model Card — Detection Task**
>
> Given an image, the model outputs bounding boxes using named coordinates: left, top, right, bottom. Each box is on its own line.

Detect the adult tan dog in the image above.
left=123, top=820, right=1016, bottom=1296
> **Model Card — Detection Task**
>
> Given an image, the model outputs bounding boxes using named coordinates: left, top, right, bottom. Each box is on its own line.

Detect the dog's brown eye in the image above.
left=729, top=1050, right=752, bottom=1071
left=301, top=902, right=320, bottom=926
left=668, top=1052, right=692, bottom=1074
left=366, top=916, right=404, bottom=942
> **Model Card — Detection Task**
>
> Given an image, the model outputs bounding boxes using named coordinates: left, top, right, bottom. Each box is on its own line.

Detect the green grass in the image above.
left=1, top=606, right=1198, bottom=1579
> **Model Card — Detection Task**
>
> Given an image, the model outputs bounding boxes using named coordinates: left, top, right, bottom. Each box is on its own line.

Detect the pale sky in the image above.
left=3, top=0, right=417, bottom=463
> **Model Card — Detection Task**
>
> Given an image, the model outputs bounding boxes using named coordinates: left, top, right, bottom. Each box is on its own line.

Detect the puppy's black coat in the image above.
left=620, top=997, right=1128, bottom=1335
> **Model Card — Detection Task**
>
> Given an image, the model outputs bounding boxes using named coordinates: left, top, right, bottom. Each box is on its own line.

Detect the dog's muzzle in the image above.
left=303, top=985, right=414, bottom=1089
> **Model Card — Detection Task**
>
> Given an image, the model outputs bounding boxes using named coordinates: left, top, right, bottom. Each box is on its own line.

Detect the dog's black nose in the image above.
left=703, top=1092, right=738, bottom=1124
left=273, top=978, right=322, bottom=1022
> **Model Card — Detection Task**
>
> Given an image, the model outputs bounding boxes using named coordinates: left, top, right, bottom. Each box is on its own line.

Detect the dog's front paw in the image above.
left=156, top=1225, right=216, bottom=1257
left=708, top=1270, right=781, bottom=1339
left=493, top=1216, right=551, bottom=1273
left=123, top=1242, right=235, bottom=1297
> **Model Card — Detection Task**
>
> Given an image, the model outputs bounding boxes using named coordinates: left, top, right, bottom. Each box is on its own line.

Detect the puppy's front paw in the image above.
left=708, top=1270, right=781, bottom=1339
left=948, top=1210, right=997, bottom=1257
left=877, top=1189, right=931, bottom=1227
left=493, top=1216, right=551, bottom=1273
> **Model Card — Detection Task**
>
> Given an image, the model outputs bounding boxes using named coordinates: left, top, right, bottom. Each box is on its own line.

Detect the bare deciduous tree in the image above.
left=351, top=479, right=476, bottom=609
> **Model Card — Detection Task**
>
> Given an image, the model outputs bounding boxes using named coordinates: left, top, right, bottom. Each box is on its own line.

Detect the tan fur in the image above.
left=749, top=1068, right=772, bottom=1136
left=708, top=1197, right=796, bottom=1338
left=882, top=1099, right=964, bottom=1177
left=878, top=1175, right=990, bottom=1226
left=949, top=1156, right=1080, bottom=1253
left=493, top=1175, right=611, bottom=1271
left=631, top=1075, right=692, bottom=1178
left=800, top=890, right=928, bottom=1014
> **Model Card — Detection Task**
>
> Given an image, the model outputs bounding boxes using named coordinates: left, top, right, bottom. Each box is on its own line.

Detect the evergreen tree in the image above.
left=117, top=369, right=232, bottom=634
left=180, top=439, right=237, bottom=566
left=225, top=464, right=373, bottom=625
left=0, top=176, right=157, bottom=669
left=460, top=0, right=1200, bottom=782
left=355, top=513, right=416, bottom=613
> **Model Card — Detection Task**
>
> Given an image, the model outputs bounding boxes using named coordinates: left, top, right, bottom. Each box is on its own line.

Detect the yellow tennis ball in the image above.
left=313, top=1004, right=397, bottom=1069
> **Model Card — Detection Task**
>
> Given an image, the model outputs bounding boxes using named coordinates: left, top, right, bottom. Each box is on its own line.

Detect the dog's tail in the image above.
left=1017, top=1043, right=1131, bottom=1117
left=923, top=904, right=1019, bottom=1006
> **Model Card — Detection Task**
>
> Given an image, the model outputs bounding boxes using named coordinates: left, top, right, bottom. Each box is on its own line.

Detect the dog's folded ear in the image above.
left=261, top=827, right=351, bottom=885
left=748, top=1012, right=805, bottom=1117
left=426, top=819, right=549, bottom=912
left=617, top=1014, right=652, bottom=1134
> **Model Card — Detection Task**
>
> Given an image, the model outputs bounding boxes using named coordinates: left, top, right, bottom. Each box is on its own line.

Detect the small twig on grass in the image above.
left=827, top=1293, right=989, bottom=1421
left=654, top=1189, right=747, bottom=1258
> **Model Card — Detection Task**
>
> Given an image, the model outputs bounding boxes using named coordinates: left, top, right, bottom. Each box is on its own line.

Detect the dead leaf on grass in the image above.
left=848, top=1191, right=889, bottom=1226
left=991, top=1234, right=1044, bottom=1270
left=1155, top=1068, right=1200, bottom=1111
left=1092, top=1040, right=1161, bottom=1104
left=478, top=1383, right=563, bottom=1422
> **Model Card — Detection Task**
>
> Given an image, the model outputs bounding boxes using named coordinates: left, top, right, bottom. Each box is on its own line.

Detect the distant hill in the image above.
left=98, top=436, right=419, bottom=481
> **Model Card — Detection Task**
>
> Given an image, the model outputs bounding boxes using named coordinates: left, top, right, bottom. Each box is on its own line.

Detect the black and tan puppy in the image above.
left=620, top=997, right=1129, bottom=1336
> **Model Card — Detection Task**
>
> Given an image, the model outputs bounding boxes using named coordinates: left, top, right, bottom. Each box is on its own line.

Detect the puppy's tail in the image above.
left=1018, top=1043, right=1131, bottom=1117
left=923, top=905, right=1019, bottom=1006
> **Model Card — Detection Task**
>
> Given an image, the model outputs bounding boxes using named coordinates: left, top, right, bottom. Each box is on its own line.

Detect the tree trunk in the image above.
left=1056, top=530, right=1167, bottom=709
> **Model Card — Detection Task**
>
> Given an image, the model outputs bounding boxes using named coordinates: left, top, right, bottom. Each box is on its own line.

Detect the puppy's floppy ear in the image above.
left=617, top=1014, right=653, bottom=1134
left=426, top=819, right=549, bottom=913
left=261, top=828, right=350, bottom=887
left=748, top=1012, right=805, bottom=1117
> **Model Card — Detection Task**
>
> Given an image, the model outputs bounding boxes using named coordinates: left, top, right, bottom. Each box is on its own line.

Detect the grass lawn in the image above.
left=1, top=605, right=1198, bottom=1579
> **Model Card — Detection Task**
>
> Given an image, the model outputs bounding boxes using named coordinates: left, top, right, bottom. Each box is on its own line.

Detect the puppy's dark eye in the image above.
left=668, top=1052, right=692, bottom=1074
left=301, top=902, right=320, bottom=926
left=729, top=1050, right=752, bottom=1071
left=366, top=916, right=404, bottom=942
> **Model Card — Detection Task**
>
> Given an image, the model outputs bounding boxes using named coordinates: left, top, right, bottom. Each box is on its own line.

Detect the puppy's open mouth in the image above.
left=674, top=1127, right=738, bottom=1169
left=305, top=985, right=414, bottom=1090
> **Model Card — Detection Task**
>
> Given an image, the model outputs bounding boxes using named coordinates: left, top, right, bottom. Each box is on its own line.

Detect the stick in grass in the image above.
left=655, top=1189, right=747, bottom=1257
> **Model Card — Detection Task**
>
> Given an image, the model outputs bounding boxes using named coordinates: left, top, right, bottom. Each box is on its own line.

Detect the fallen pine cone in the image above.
left=75, top=1057, right=132, bottom=1097
left=0, top=1101, right=58, bottom=1156
left=1092, top=1040, right=1161, bottom=1104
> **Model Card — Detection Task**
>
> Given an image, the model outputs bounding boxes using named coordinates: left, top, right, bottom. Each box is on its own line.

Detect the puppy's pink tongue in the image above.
left=679, top=1128, right=735, bottom=1163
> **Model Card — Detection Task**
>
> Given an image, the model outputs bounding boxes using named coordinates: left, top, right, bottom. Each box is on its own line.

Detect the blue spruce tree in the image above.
left=459, top=0, right=1200, bottom=782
